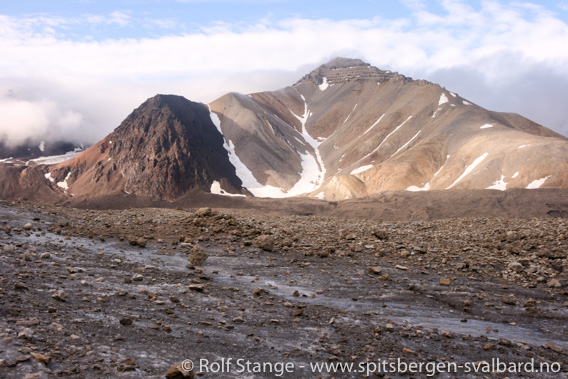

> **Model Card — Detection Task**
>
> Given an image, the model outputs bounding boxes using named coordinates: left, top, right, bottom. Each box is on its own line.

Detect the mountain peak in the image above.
left=324, top=57, right=369, bottom=69
left=297, top=57, right=409, bottom=86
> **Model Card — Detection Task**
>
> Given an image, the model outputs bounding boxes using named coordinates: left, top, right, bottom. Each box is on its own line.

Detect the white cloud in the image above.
left=0, top=94, right=84, bottom=146
left=1, top=1, right=568, bottom=147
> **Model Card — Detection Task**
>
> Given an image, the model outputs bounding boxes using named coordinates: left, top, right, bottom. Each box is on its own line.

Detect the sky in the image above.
left=1, top=0, right=568, bottom=147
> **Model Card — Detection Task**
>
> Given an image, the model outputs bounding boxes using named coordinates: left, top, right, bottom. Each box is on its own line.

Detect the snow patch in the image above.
left=526, top=176, right=551, bottom=189
left=44, top=172, right=55, bottom=183
left=355, top=116, right=413, bottom=164
left=450, top=92, right=456, bottom=97
left=407, top=183, right=430, bottom=192
left=486, top=175, right=507, bottom=191
left=391, top=130, right=421, bottom=157
left=519, top=145, right=530, bottom=149
left=210, top=181, right=246, bottom=197
left=463, top=100, right=471, bottom=105
left=377, top=116, right=412, bottom=151
left=480, top=124, right=494, bottom=129
left=432, top=107, right=442, bottom=118
left=512, top=172, right=519, bottom=179
left=433, top=155, right=450, bottom=177
left=438, top=93, right=449, bottom=106
left=343, top=104, right=358, bottom=124
left=39, top=141, right=45, bottom=152
left=446, top=153, right=489, bottom=189
left=315, top=192, right=325, bottom=200
left=57, top=171, right=72, bottom=191
left=350, top=165, right=373, bottom=175
left=209, top=107, right=287, bottom=198
left=363, top=114, right=385, bottom=135
left=287, top=96, right=327, bottom=195
left=319, top=77, right=329, bottom=91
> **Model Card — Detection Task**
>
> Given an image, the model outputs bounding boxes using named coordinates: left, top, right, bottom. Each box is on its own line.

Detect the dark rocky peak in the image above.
left=100, top=94, right=242, bottom=200
left=297, top=57, right=411, bottom=87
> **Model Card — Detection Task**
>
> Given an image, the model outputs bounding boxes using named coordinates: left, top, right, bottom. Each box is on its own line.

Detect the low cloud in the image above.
left=1, top=0, right=568, bottom=147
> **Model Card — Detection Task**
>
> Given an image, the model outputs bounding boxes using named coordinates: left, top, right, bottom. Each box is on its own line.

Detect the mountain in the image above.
left=211, top=57, right=568, bottom=200
left=46, top=95, right=244, bottom=200
left=2, top=57, right=568, bottom=203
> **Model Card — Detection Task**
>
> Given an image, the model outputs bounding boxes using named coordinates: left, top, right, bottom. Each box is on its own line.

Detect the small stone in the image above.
left=395, top=265, right=408, bottom=271
left=30, top=352, right=51, bottom=364
left=402, top=347, right=416, bottom=354
left=14, top=282, right=29, bottom=290
left=339, top=229, right=357, bottom=240
left=120, top=317, right=133, bottom=326
left=253, top=288, right=269, bottom=296
left=254, top=235, right=274, bottom=251
left=483, top=343, right=494, bottom=351
left=367, top=266, right=383, bottom=274
left=188, top=284, right=205, bottom=292
left=372, top=227, right=388, bottom=240
left=507, top=261, right=524, bottom=273
left=547, top=279, right=562, bottom=288
left=128, top=237, right=147, bottom=247
left=23, top=372, right=49, bottom=379
left=498, top=338, right=512, bottom=346
left=51, top=290, right=67, bottom=302
left=543, top=342, right=563, bottom=353
left=165, top=362, right=194, bottom=378
left=23, top=222, right=33, bottom=230
left=232, top=316, right=245, bottom=323
left=40, top=252, right=50, bottom=259
left=17, top=328, right=34, bottom=339
left=194, top=207, right=212, bottom=217
left=439, top=278, right=451, bottom=286
left=290, top=309, right=303, bottom=317
left=188, top=244, right=208, bottom=266
left=132, top=274, right=145, bottom=283
left=502, top=296, right=517, bottom=305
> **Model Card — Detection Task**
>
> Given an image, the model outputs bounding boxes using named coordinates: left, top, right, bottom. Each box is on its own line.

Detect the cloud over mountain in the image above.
left=1, top=1, right=568, bottom=147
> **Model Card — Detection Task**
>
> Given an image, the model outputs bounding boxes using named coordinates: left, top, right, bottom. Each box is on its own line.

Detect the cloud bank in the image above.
left=1, top=0, right=568, bottom=147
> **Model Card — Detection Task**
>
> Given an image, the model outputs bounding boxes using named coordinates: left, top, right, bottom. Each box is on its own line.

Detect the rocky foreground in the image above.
left=0, top=201, right=567, bottom=378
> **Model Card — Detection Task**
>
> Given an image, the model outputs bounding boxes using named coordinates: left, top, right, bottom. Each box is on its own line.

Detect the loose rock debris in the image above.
left=0, top=201, right=566, bottom=378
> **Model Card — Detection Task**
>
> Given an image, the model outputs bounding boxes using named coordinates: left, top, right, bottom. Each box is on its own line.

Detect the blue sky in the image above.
left=0, top=0, right=440, bottom=41
left=2, top=0, right=568, bottom=144
left=3, top=0, right=567, bottom=40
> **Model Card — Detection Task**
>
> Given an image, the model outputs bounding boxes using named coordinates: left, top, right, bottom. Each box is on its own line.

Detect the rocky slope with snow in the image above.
left=1, top=57, right=567, bottom=202
left=211, top=57, right=568, bottom=200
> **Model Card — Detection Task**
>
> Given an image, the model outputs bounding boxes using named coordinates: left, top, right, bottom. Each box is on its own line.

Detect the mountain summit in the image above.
left=2, top=57, right=568, bottom=202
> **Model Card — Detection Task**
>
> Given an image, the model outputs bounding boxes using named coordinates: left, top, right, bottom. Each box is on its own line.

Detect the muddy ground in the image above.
left=0, top=200, right=567, bottom=378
